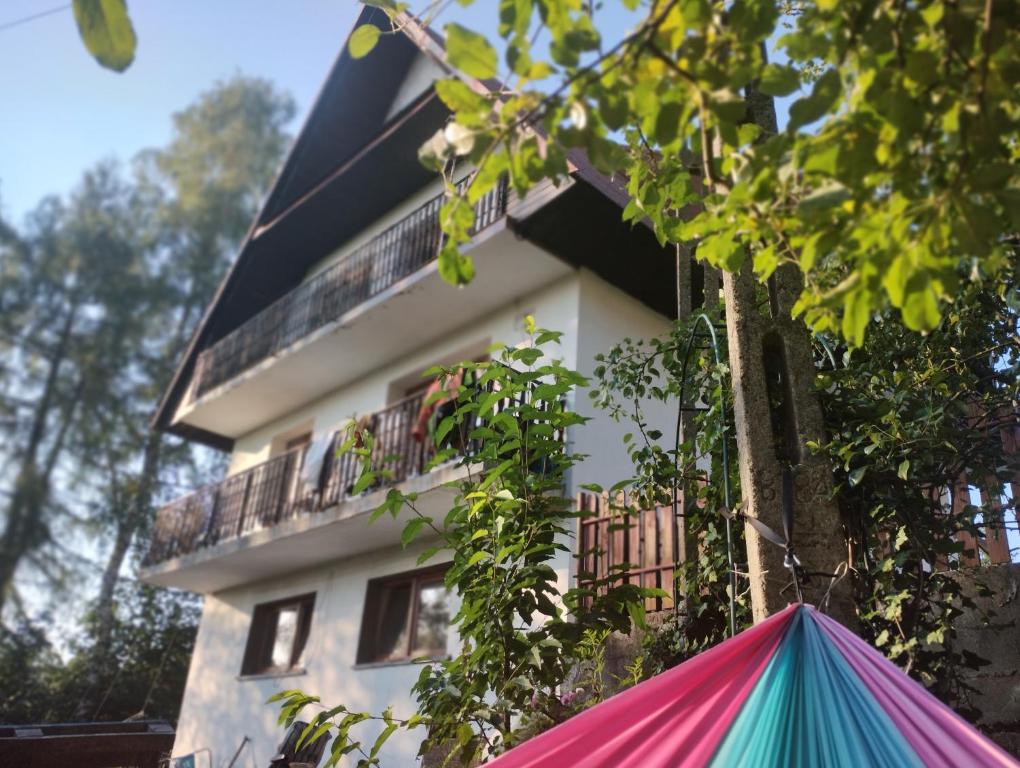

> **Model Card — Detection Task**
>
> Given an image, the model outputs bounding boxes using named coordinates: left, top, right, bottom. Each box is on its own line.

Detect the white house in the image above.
left=141, top=8, right=698, bottom=765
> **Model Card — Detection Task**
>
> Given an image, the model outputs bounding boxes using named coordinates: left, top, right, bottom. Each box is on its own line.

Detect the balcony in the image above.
left=192, top=179, right=509, bottom=399
left=171, top=178, right=572, bottom=440
left=142, top=392, right=463, bottom=592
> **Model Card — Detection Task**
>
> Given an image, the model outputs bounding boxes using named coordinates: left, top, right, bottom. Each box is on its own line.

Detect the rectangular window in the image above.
left=241, top=593, right=315, bottom=676
left=356, top=566, right=450, bottom=664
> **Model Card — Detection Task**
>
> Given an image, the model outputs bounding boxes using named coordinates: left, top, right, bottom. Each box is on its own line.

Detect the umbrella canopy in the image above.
left=488, top=604, right=1017, bottom=767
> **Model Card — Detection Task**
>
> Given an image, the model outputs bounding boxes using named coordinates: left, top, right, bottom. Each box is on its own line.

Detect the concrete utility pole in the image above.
left=721, top=83, right=856, bottom=627
left=723, top=264, right=854, bottom=625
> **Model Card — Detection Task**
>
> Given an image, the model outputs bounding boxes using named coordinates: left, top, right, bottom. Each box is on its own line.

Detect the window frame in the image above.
left=240, top=592, right=316, bottom=677
left=356, top=565, right=451, bottom=665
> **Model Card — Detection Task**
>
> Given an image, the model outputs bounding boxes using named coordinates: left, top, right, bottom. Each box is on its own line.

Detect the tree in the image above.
left=81, top=75, right=295, bottom=654
left=0, top=75, right=295, bottom=724
left=352, top=0, right=1018, bottom=347
left=0, top=584, right=200, bottom=724
left=0, top=170, right=134, bottom=616
left=353, top=0, right=1017, bottom=624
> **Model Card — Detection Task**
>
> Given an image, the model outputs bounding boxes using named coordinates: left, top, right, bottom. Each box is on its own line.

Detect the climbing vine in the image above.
left=589, top=311, right=751, bottom=668
left=272, top=321, right=664, bottom=765
left=820, top=249, right=1019, bottom=713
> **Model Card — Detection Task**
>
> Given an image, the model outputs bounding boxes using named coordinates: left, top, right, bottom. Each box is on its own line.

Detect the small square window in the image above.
left=357, top=567, right=451, bottom=664
left=241, top=593, right=315, bottom=676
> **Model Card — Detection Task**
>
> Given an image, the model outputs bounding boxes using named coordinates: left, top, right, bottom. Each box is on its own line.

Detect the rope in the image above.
left=819, top=560, right=851, bottom=614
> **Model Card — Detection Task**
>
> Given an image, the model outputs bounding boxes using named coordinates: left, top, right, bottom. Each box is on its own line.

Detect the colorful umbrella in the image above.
left=488, top=604, right=1017, bottom=767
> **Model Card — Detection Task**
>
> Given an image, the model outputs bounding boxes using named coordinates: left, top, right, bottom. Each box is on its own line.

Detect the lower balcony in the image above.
left=141, top=392, right=468, bottom=593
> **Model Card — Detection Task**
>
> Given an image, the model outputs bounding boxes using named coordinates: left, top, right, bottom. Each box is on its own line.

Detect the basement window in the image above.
left=240, top=593, right=315, bottom=676
left=356, top=566, right=450, bottom=664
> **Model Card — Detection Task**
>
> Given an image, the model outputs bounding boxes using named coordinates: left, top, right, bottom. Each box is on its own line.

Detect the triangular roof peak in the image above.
left=152, top=6, right=639, bottom=447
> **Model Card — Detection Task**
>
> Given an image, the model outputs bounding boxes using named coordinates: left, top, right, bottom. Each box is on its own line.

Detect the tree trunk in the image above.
left=93, top=430, right=163, bottom=650
left=0, top=305, right=78, bottom=616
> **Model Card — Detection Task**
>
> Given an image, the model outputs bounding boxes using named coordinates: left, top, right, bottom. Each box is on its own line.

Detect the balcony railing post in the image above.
left=236, top=471, right=254, bottom=539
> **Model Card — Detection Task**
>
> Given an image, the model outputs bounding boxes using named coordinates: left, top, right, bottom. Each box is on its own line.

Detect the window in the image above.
left=285, top=432, right=312, bottom=452
left=240, top=593, right=315, bottom=676
left=356, top=566, right=451, bottom=664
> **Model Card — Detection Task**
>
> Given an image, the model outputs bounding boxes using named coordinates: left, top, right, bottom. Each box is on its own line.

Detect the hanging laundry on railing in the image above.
left=300, top=432, right=334, bottom=494
left=412, top=369, right=465, bottom=444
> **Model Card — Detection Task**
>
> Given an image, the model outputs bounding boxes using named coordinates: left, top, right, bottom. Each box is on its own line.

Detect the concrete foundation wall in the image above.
left=954, top=563, right=1020, bottom=755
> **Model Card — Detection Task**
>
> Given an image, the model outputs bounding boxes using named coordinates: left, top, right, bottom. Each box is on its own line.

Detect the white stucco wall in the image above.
left=174, top=269, right=678, bottom=765
left=172, top=540, right=458, bottom=767
left=385, top=52, right=446, bottom=121
left=570, top=269, right=676, bottom=493
left=226, top=273, right=581, bottom=476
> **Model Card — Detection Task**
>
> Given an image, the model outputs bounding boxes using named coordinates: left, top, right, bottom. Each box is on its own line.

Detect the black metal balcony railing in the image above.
left=144, top=391, right=440, bottom=567
left=143, top=376, right=556, bottom=568
left=192, top=179, right=509, bottom=398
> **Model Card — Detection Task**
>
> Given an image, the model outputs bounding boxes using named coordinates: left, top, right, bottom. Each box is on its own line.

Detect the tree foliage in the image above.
left=593, top=247, right=1018, bottom=707
left=0, top=75, right=294, bottom=723
left=589, top=313, right=752, bottom=663
left=0, top=585, right=199, bottom=724
left=820, top=245, right=1019, bottom=712
left=371, top=0, right=1018, bottom=345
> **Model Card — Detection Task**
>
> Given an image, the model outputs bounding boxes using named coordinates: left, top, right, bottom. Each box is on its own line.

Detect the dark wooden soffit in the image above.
left=511, top=177, right=689, bottom=321
left=151, top=6, right=446, bottom=447
left=0, top=720, right=175, bottom=768
left=258, top=7, right=417, bottom=225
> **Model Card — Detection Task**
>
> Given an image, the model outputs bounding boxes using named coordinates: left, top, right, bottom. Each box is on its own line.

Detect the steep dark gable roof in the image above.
left=256, top=9, right=417, bottom=226
left=152, top=7, right=447, bottom=447
left=153, top=7, right=673, bottom=449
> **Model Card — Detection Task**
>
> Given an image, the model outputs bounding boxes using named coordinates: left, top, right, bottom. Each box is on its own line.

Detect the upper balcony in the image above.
left=142, top=391, right=470, bottom=593
left=192, top=179, right=507, bottom=399
left=170, top=178, right=573, bottom=440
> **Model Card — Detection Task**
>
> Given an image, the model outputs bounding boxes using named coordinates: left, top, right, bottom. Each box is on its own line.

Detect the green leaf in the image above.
left=437, top=241, right=475, bottom=286
left=758, top=64, right=801, bottom=97
left=401, top=517, right=429, bottom=547
left=788, top=69, right=841, bottom=132
left=370, top=722, right=400, bottom=758
left=900, top=274, right=941, bottom=332
left=841, top=288, right=871, bottom=346
left=848, top=466, right=867, bottom=487
left=654, top=102, right=683, bottom=146
left=435, top=79, right=490, bottom=115
left=897, top=460, right=910, bottom=481
left=351, top=471, right=377, bottom=496
left=348, top=24, right=381, bottom=59
left=72, top=0, right=137, bottom=72
left=469, top=148, right=509, bottom=203
left=467, top=550, right=489, bottom=566
left=445, top=23, right=498, bottom=79
left=698, top=233, right=745, bottom=272
left=417, top=546, right=442, bottom=565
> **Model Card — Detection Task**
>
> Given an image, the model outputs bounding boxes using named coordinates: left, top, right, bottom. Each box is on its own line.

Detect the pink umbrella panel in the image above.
left=484, top=604, right=1017, bottom=768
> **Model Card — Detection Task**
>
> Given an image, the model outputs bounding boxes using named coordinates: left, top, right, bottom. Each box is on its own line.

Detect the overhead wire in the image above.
left=0, top=4, right=70, bottom=34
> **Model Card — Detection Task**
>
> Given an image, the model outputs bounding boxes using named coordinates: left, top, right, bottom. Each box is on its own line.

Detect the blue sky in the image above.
left=0, top=1, right=361, bottom=224
left=0, top=1, right=791, bottom=226
left=0, top=1, right=674, bottom=226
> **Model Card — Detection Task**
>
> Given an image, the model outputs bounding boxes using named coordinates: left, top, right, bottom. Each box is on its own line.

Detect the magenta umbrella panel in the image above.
left=486, top=604, right=1017, bottom=767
